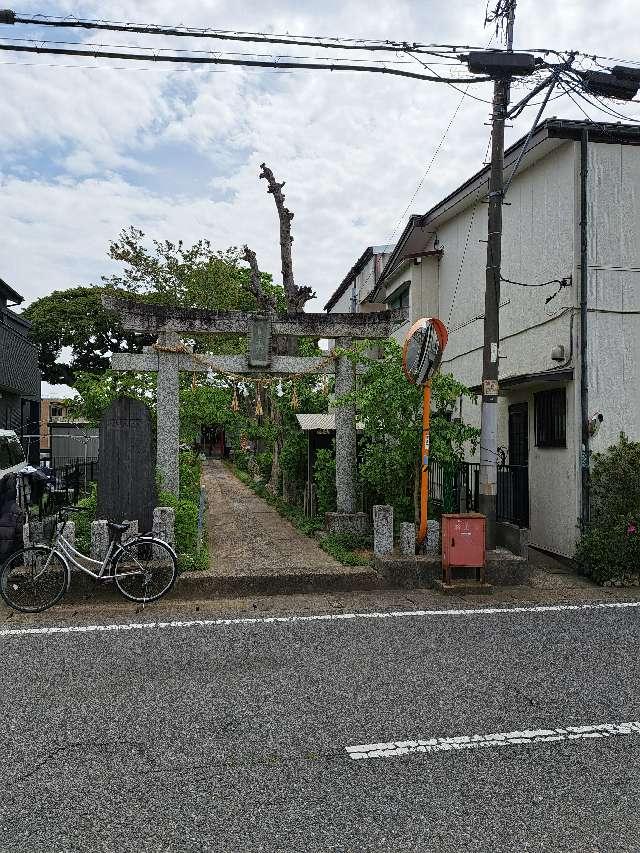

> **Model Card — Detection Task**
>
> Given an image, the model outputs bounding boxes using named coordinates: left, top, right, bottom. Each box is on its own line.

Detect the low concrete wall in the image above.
left=496, top=521, right=529, bottom=558
left=374, top=554, right=418, bottom=589
left=375, top=549, right=531, bottom=589
left=484, top=549, right=532, bottom=585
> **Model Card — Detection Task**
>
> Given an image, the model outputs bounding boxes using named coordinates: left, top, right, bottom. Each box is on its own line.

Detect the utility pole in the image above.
left=478, top=2, right=516, bottom=550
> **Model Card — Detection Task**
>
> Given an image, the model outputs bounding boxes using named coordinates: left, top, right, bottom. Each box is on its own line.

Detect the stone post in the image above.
left=23, top=520, right=44, bottom=547
left=334, top=337, right=357, bottom=515
left=122, top=520, right=139, bottom=542
left=373, top=504, right=394, bottom=557
left=91, top=520, right=109, bottom=561
left=56, top=521, right=75, bottom=547
left=153, top=507, right=176, bottom=550
left=156, top=331, right=181, bottom=496
left=419, top=519, right=441, bottom=555
left=399, top=522, right=416, bottom=556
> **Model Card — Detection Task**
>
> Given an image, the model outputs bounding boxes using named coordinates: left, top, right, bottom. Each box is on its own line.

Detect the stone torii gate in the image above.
left=104, top=296, right=407, bottom=533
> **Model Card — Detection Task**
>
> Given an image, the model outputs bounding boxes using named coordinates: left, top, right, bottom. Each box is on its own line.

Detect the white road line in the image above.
left=1, top=599, right=639, bottom=639
left=346, top=721, right=640, bottom=760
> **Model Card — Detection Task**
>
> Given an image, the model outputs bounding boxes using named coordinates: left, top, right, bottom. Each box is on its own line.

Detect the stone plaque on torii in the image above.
left=104, top=295, right=407, bottom=531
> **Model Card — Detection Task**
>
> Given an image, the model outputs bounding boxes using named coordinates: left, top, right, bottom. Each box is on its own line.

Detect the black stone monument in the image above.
left=97, top=397, right=156, bottom=533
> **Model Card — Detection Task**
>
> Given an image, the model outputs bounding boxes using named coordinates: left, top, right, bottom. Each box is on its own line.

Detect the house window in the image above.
left=389, top=284, right=410, bottom=310
left=51, top=405, right=64, bottom=418
left=534, top=387, right=566, bottom=448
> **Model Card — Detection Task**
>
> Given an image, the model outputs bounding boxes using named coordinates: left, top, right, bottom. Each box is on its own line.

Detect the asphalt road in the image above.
left=1, top=594, right=639, bottom=852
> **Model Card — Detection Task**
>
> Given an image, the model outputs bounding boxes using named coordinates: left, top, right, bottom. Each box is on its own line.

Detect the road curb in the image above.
left=174, top=567, right=383, bottom=598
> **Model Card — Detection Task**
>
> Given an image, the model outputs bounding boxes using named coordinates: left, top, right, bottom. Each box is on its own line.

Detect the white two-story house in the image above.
left=367, top=118, right=640, bottom=559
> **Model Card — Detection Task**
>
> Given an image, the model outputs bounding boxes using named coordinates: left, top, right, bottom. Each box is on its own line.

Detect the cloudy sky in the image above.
left=1, top=0, right=639, bottom=394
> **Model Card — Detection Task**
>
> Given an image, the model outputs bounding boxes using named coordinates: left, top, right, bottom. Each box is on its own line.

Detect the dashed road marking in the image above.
left=1, top=599, right=639, bottom=638
left=346, top=721, right=640, bottom=760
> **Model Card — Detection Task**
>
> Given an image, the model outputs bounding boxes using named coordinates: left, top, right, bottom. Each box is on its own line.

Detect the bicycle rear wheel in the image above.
left=113, top=538, right=177, bottom=603
left=0, top=547, right=68, bottom=613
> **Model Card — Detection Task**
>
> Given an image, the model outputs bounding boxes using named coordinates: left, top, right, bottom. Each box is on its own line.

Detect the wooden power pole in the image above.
left=478, top=3, right=516, bottom=549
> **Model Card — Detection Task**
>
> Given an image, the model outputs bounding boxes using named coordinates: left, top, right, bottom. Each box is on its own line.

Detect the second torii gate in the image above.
left=104, top=296, right=407, bottom=533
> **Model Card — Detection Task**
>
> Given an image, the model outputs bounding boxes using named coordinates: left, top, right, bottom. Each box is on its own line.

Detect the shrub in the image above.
left=256, top=451, right=273, bottom=482
left=233, top=449, right=250, bottom=472
left=575, top=433, right=640, bottom=585
left=313, top=447, right=336, bottom=516
left=74, top=483, right=97, bottom=553
left=158, top=451, right=208, bottom=572
left=320, top=533, right=371, bottom=566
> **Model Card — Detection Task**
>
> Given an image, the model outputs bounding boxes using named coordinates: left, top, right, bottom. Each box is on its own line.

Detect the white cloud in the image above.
left=0, top=0, right=639, bottom=315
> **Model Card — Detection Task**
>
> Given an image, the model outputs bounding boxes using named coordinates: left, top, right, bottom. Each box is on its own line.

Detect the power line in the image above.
left=5, top=35, right=464, bottom=66
left=406, top=49, right=494, bottom=104
left=446, top=139, right=492, bottom=327
left=354, top=71, right=483, bottom=302
left=501, top=274, right=568, bottom=287
left=12, top=13, right=640, bottom=72
left=559, top=75, right=640, bottom=122
left=356, top=32, right=501, bottom=300
left=503, top=73, right=560, bottom=196
left=573, top=88, right=640, bottom=121
left=0, top=41, right=492, bottom=83
left=8, top=11, right=470, bottom=57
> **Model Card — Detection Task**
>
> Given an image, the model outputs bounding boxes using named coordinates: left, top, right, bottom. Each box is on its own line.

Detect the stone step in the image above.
left=433, top=579, right=494, bottom=596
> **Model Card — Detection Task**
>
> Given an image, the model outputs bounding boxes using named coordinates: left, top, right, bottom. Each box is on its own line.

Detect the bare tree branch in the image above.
left=259, top=162, right=316, bottom=312
left=242, top=245, right=276, bottom=311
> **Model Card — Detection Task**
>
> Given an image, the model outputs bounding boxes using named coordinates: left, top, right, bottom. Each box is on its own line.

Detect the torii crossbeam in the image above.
left=104, top=296, right=407, bottom=533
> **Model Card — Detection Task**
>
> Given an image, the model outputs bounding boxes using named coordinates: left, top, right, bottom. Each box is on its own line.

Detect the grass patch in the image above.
left=159, top=451, right=209, bottom=573
left=319, top=533, right=372, bottom=567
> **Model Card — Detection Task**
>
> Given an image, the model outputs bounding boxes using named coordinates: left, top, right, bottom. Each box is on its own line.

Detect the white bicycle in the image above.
left=0, top=507, right=177, bottom=613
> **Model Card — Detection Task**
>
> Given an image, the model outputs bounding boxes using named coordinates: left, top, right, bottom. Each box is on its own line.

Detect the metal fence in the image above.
left=429, top=460, right=529, bottom=528
left=32, top=459, right=99, bottom=521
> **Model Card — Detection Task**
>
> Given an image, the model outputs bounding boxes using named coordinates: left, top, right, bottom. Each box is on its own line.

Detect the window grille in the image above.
left=534, top=387, right=566, bottom=448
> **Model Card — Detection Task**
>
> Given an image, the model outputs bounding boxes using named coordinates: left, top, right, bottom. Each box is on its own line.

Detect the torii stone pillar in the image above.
left=111, top=332, right=207, bottom=495
left=156, top=331, right=182, bottom=495
left=334, top=338, right=356, bottom=515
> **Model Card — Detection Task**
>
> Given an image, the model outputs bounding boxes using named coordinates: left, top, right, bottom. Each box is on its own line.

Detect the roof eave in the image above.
left=324, top=246, right=374, bottom=312
left=0, top=278, right=24, bottom=306
left=374, top=118, right=640, bottom=296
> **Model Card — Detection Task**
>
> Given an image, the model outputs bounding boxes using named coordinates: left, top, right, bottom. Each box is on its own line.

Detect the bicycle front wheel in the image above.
left=113, top=538, right=177, bottom=603
left=0, top=547, right=68, bottom=613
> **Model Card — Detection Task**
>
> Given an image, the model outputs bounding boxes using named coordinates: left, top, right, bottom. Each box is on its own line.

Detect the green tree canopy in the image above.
left=23, top=226, right=285, bottom=384
left=104, top=227, right=284, bottom=312
left=347, top=339, right=479, bottom=522
left=22, top=286, right=147, bottom=386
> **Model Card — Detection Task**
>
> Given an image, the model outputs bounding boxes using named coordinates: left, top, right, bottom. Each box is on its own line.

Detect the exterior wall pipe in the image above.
left=580, top=127, right=590, bottom=526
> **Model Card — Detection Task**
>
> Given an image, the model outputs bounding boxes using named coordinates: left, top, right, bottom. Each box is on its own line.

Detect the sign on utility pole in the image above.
left=402, top=317, right=448, bottom=547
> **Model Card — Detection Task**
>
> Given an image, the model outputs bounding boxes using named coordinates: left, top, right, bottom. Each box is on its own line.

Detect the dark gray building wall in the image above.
left=0, top=295, right=41, bottom=464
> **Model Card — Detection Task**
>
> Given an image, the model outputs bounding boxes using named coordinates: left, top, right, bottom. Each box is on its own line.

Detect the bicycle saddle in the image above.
left=107, top=521, right=130, bottom=533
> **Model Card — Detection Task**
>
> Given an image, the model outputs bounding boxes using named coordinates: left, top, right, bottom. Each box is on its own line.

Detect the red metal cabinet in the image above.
left=441, top=513, right=486, bottom=584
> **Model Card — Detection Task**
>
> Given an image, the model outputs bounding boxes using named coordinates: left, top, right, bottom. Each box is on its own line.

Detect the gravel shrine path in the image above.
left=203, top=460, right=364, bottom=582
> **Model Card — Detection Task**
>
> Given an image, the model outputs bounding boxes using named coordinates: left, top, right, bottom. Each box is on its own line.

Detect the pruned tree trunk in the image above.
left=241, top=164, right=318, bottom=496
left=259, top=162, right=315, bottom=315
left=242, top=245, right=276, bottom=311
